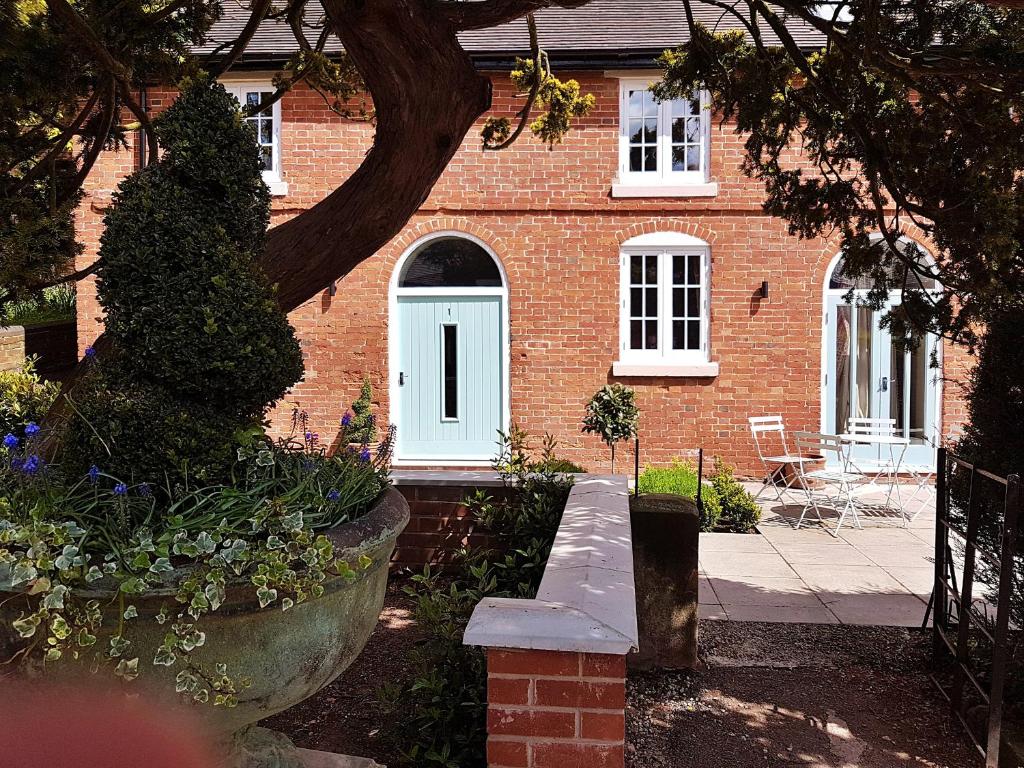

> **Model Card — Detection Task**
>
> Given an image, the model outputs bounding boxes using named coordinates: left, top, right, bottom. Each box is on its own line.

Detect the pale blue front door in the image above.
left=396, top=295, right=504, bottom=460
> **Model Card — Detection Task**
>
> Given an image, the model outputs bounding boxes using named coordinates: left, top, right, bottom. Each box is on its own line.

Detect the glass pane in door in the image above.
left=834, top=305, right=852, bottom=435
left=908, top=340, right=928, bottom=444
left=855, top=307, right=874, bottom=419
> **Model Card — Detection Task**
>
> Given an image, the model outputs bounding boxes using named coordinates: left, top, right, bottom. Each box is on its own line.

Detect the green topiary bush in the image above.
left=348, top=376, right=375, bottom=444
left=637, top=459, right=722, bottom=531
left=582, top=383, right=638, bottom=473
left=61, top=77, right=303, bottom=484
left=711, top=460, right=761, bottom=533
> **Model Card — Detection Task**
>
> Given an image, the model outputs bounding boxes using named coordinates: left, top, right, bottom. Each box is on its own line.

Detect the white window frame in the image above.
left=612, top=78, right=716, bottom=198
left=222, top=81, right=287, bottom=196
left=613, top=232, right=718, bottom=378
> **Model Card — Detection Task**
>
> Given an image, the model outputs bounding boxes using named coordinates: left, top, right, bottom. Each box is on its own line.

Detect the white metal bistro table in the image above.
left=838, top=432, right=912, bottom=525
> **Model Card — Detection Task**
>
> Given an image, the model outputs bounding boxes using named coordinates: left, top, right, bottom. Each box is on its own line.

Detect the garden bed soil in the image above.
left=269, top=584, right=985, bottom=768
left=259, top=580, right=421, bottom=766
left=629, top=621, right=982, bottom=768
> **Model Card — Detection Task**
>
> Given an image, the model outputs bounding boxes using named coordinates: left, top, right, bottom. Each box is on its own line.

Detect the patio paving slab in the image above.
left=699, top=551, right=799, bottom=579
left=721, top=603, right=840, bottom=624
left=699, top=490, right=940, bottom=626
left=825, top=593, right=927, bottom=627
left=709, top=576, right=824, bottom=608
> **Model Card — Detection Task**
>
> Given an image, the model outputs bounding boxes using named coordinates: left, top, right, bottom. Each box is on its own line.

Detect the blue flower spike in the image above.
left=84, top=346, right=96, bottom=359
left=88, top=465, right=100, bottom=484
left=326, top=489, right=341, bottom=502
left=22, top=455, right=41, bottom=475
left=24, top=422, right=39, bottom=437
left=138, top=483, right=152, bottom=497
left=3, top=433, right=18, bottom=450
left=359, top=448, right=371, bottom=463
left=113, top=482, right=128, bottom=496
left=340, top=412, right=352, bottom=427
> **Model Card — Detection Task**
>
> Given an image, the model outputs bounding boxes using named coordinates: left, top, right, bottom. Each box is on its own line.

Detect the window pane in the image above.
left=645, top=320, right=658, bottom=349
left=630, top=255, right=643, bottom=283
left=671, top=98, right=692, bottom=117
left=687, top=254, right=700, bottom=284
left=673, top=320, right=686, bottom=350
left=629, top=119, right=643, bottom=144
left=686, top=116, right=701, bottom=143
left=686, top=146, right=700, bottom=172
left=630, top=320, right=643, bottom=350
left=629, top=147, right=642, bottom=172
left=672, top=287, right=684, bottom=317
left=671, top=145, right=685, bottom=172
left=644, top=146, right=657, bottom=172
left=259, top=146, right=272, bottom=171
left=643, top=90, right=658, bottom=117
left=690, top=97, right=700, bottom=115
left=630, top=287, right=642, bottom=316
left=246, top=91, right=261, bottom=109
left=834, top=305, right=852, bottom=432
left=671, top=118, right=686, bottom=144
left=645, top=255, right=658, bottom=283
left=628, top=90, right=644, bottom=116
left=400, top=237, right=502, bottom=287
left=687, top=320, right=700, bottom=349
left=260, top=119, right=273, bottom=144
left=672, top=255, right=686, bottom=284
left=442, top=325, right=458, bottom=420
left=643, top=118, right=658, bottom=143
left=686, top=287, right=700, bottom=317
left=644, top=287, right=658, bottom=316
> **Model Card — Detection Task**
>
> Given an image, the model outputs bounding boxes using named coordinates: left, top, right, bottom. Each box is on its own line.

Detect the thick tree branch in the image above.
left=261, top=0, right=493, bottom=312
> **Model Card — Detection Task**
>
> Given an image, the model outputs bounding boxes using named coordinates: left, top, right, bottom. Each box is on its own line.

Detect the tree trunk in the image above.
left=262, top=0, right=492, bottom=312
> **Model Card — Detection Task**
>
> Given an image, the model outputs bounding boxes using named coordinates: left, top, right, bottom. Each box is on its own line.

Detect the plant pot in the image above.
left=0, top=487, right=410, bottom=765
left=782, top=454, right=826, bottom=490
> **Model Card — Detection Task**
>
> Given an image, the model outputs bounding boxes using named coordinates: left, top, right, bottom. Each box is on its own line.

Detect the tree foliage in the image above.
left=657, top=1, right=1024, bottom=347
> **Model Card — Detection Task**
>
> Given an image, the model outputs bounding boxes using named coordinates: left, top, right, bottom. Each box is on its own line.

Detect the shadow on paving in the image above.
left=628, top=621, right=978, bottom=768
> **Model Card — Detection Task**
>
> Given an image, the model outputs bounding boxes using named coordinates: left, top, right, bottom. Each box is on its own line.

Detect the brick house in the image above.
left=74, top=1, right=969, bottom=475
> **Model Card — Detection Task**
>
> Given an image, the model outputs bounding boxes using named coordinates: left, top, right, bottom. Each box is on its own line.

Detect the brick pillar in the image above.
left=486, top=648, right=626, bottom=768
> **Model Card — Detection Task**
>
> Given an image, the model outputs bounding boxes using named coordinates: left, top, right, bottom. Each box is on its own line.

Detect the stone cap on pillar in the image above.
left=463, top=475, right=639, bottom=656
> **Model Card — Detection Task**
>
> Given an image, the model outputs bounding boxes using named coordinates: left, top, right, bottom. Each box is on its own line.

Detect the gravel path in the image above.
left=628, top=621, right=979, bottom=768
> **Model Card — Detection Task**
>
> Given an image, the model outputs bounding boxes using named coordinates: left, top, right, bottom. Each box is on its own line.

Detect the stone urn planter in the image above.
left=0, top=487, right=410, bottom=766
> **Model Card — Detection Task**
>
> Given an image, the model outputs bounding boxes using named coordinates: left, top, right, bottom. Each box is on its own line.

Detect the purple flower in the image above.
left=113, top=482, right=127, bottom=496
left=304, top=431, right=313, bottom=442
left=3, top=433, right=18, bottom=450
left=24, top=422, right=39, bottom=437
left=10, top=457, right=22, bottom=471
left=84, top=346, right=96, bottom=359
left=326, top=489, right=340, bottom=502
left=21, top=455, right=41, bottom=475
left=88, top=465, right=100, bottom=483
left=138, top=482, right=152, bottom=497
left=340, top=412, right=352, bottom=427
left=359, top=448, right=371, bottom=463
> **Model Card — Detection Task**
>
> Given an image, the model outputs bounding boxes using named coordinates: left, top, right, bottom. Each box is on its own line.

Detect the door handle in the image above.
left=880, top=376, right=888, bottom=392
left=399, top=372, right=405, bottom=386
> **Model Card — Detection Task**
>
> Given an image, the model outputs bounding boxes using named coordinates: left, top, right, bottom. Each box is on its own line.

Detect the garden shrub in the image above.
left=950, top=310, right=1024, bottom=715
left=348, top=377, right=375, bottom=444
left=61, top=77, right=303, bottom=484
left=0, top=358, right=58, bottom=438
left=530, top=456, right=586, bottom=474
left=386, top=427, right=572, bottom=767
left=712, top=461, right=761, bottom=533
left=637, top=459, right=722, bottom=532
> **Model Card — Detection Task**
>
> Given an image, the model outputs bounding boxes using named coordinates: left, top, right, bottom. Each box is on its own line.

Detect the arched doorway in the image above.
left=389, top=232, right=509, bottom=463
left=821, top=241, right=943, bottom=467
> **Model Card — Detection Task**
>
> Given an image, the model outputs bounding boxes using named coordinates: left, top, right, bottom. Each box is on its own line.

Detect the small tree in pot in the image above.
left=582, top=384, right=639, bottom=474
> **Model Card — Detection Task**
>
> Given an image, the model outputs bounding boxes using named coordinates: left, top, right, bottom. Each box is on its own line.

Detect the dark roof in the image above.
left=193, top=0, right=825, bottom=68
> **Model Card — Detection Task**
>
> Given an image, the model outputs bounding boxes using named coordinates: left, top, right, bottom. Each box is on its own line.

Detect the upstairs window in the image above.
left=618, top=233, right=711, bottom=365
left=223, top=83, right=286, bottom=195
left=617, top=81, right=710, bottom=189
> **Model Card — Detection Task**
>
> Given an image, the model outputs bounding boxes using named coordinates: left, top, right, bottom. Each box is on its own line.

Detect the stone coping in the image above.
left=463, top=475, right=639, bottom=656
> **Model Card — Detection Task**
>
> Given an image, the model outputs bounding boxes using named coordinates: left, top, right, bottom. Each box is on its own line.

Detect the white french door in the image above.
left=823, top=294, right=941, bottom=467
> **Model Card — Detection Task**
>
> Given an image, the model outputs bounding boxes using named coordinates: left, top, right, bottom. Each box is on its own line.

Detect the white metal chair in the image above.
left=846, top=417, right=903, bottom=510
left=748, top=416, right=805, bottom=505
left=793, top=432, right=868, bottom=535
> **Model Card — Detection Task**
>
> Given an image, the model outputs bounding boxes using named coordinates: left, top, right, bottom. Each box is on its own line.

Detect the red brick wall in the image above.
left=74, top=71, right=970, bottom=475
left=486, top=649, right=626, bottom=768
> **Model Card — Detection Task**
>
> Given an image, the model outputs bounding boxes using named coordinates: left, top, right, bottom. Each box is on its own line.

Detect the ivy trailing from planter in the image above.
left=384, top=427, right=572, bottom=767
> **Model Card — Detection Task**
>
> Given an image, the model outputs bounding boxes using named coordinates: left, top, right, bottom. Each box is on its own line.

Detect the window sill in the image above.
left=265, top=179, right=289, bottom=196
left=611, top=182, right=718, bottom=199
left=612, top=361, right=720, bottom=378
